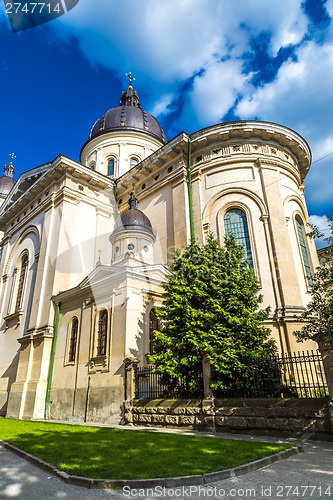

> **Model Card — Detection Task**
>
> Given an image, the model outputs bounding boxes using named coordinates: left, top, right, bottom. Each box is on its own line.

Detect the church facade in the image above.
left=0, top=82, right=318, bottom=423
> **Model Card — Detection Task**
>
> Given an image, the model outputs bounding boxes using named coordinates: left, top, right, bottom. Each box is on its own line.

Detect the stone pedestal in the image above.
left=124, top=357, right=140, bottom=401
left=316, top=337, right=333, bottom=399
left=202, top=353, right=213, bottom=398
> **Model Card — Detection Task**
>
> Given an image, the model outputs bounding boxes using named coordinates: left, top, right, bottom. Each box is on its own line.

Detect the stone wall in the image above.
left=124, top=398, right=333, bottom=439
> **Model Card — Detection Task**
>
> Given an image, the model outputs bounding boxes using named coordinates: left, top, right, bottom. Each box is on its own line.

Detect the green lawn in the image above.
left=0, top=418, right=291, bottom=479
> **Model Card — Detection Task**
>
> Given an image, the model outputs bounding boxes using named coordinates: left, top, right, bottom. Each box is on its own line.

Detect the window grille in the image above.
left=15, top=254, right=28, bottom=311
left=97, top=310, right=108, bottom=356
left=68, top=318, right=78, bottom=363
left=149, top=308, right=159, bottom=354
left=295, top=216, right=312, bottom=285
left=224, top=208, right=253, bottom=268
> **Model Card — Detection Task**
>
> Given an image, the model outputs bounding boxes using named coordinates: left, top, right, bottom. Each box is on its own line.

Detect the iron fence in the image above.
left=135, top=366, right=203, bottom=399
left=134, top=350, right=329, bottom=399
left=278, top=350, right=329, bottom=398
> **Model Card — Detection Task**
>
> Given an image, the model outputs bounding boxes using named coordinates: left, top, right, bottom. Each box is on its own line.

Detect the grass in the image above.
left=0, top=418, right=291, bottom=480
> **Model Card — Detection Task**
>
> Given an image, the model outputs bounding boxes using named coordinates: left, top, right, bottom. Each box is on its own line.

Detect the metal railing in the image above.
left=279, top=350, right=329, bottom=398
left=135, top=367, right=203, bottom=399
left=134, top=350, right=329, bottom=399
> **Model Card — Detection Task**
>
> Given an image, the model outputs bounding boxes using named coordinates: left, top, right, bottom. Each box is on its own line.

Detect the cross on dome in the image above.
left=126, top=72, right=136, bottom=88
left=3, top=153, right=15, bottom=178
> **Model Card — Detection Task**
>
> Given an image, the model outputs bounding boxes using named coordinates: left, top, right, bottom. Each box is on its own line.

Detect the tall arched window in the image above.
left=15, top=253, right=28, bottom=311
left=68, top=317, right=79, bottom=363
left=97, top=309, right=108, bottom=356
left=107, top=158, right=115, bottom=176
left=224, top=208, right=253, bottom=268
left=149, top=308, right=159, bottom=354
left=295, top=216, right=312, bottom=285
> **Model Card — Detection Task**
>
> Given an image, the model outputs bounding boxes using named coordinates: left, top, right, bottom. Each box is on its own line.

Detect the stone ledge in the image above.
left=0, top=439, right=302, bottom=490
left=128, top=398, right=332, bottom=437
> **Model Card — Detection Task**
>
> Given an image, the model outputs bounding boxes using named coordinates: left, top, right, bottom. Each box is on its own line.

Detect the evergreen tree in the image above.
left=148, top=233, right=278, bottom=396
left=295, top=215, right=333, bottom=346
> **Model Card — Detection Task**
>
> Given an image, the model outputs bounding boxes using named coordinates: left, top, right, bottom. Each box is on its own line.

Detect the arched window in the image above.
left=97, top=309, right=108, bottom=356
left=89, top=162, right=96, bottom=171
left=130, top=157, right=139, bottom=169
left=68, top=317, right=79, bottom=363
left=224, top=208, right=253, bottom=268
left=15, top=253, right=28, bottom=311
left=107, top=158, right=115, bottom=176
left=149, top=308, right=159, bottom=354
left=295, top=216, right=312, bottom=285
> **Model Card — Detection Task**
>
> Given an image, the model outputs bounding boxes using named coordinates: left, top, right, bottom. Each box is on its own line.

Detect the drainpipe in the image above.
left=113, top=180, right=117, bottom=204
left=44, top=302, right=61, bottom=420
left=187, top=137, right=195, bottom=244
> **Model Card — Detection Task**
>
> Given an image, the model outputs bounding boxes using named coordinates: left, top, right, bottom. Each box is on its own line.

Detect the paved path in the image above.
left=0, top=435, right=332, bottom=499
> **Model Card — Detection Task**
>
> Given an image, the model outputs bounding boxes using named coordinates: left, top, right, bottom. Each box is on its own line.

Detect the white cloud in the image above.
left=189, top=59, right=249, bottom=125
left=48, top=0, right=310, bottom=124
left=327, top=0, right=333, bottom=18
left=237, top=41, right=333, bottom=137
left=309, top=215, right=331, bottom=249
left=236, top=40, right=333, bottom=210
left=150, top=94, right=174, bottom=117
left=51, top=0, right=332, bottom=214
left=55, top=0, right=308, bottom=82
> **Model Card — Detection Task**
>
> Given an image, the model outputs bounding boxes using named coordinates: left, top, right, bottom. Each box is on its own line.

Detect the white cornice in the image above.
left=0, top=155, right=115, bottom=231
left=52, top=262, right=168, bottom=303
left=190, top=121, right=311, bottom=181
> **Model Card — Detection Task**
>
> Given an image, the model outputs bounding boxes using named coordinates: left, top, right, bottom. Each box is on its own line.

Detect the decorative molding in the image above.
left=171, top=171, right=187, bottom=188
left=260, top=215, right=270, bottom=225
left=89, top=355, right=109, bottom=373
left=203, top=222, right=210, bottom=236
left=4, top=309, right=23, bottom=329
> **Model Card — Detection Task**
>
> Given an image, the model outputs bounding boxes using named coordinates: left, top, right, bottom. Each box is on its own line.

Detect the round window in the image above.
left=128, top=243, right=135, bottom=251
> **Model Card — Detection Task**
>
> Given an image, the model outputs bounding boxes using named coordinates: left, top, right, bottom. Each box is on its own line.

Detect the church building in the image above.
left=0, top=79, right=318, bottom=423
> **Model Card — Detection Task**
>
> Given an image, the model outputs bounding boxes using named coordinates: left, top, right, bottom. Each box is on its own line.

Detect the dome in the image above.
left=0, top=162, right=15, bottom=196
left=0, top=176, right=15, bottom=196
left=89, top=84, right=166, bottom=144
left=113, top=193, right=154, bottom=235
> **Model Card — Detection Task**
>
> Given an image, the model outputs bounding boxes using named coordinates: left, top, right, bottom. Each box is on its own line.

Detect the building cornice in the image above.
left=190, top=121, right=311, bottom=181
left=0, top=155, right=115, bottom=232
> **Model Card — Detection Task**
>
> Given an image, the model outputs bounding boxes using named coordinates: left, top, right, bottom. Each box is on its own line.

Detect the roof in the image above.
left=88, top=84, right=166, bottom=144
left=113, top=193, right=154, bottom=235
left=0, top=175, right=15, bottom=196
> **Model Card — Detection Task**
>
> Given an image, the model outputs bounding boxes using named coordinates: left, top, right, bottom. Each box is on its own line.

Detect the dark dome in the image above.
left=0, top=162, right=15, bottom=196
left=0, top=176, right=15, bottom=196
left=113, top=193, right=154, bottom=235
left=89, top=84, right=166, bottom=144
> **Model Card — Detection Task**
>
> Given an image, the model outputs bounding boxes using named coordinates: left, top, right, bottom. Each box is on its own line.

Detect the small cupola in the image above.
left=110, top=192, right=156, bottom=265
left=0, top=155, right=16, bottom=202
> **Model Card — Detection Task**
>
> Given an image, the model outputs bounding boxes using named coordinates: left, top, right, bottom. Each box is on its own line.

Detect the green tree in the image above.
left=295, top=215, right=333, bottom=346
left=148, top=233, right=278, bottom=396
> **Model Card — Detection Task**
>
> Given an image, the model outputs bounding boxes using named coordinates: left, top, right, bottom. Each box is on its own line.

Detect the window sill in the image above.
left=4, top=309, right=23, bottom=329
left=89, top=355, right=109, bottom=373
left=64, top=360, right=76, bottom=367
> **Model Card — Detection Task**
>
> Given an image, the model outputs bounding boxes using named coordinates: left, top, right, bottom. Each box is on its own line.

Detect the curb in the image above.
left=0, top=440, right=303, bottom=490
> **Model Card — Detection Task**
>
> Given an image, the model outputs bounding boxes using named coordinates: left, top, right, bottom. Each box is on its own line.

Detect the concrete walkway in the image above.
left=0, top=431, right=332, bottom=499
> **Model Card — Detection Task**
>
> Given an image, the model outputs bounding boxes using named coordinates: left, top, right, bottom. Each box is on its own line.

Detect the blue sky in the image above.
left=0, top=0, right=332, bottom=242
